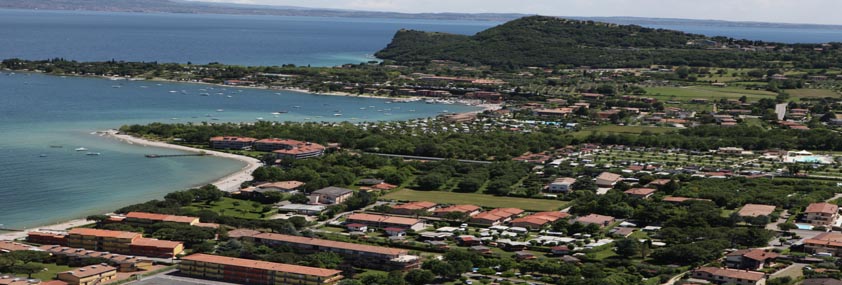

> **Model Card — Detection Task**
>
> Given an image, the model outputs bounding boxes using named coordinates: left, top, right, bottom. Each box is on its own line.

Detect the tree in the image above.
left=404, top=269, right=435, bottom=285
left=778, top=222, right=797, bottom=232
left=572, top=176, right=597, bottom=191
left=416, top=173, right=447, bottom=190
left=615, top=238, right=641, bottom=258
left=11, top=263, right=44, bottom=279
left=8, top=251, right=50, bottom=264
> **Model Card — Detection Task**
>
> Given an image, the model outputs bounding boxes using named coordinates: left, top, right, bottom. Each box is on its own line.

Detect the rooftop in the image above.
left=347, top=213, right=421, bottom=226
left=126, top=212, right=199, bottom=224
left=131, top=238, right=183, bottom=249
left=806, top=202, right=839, bottom=214
left=624, top=188, right=656, bottom=196
left=68, top=228, right=141, bottom=240
left=59, top=264, right=117, bottom=278
left=391, top=201, right=437, bottom=211
left=182, top=254, right=342, bottom=277
left=694, top=267, right=765, bottom=281
left=252, top=233, right=408, bottom=256
left=312, top=186, right=354, bottom=197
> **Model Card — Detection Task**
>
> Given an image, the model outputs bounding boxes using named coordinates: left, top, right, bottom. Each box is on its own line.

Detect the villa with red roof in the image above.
left=510, top=212, right=571, bottom=230
left=804, top=202, right=839, bottom=226
left=254, top=138, right=326, bottom=159
left=624, top=188, right=656, bottom=199
left=389, top=201, right=438, bottom=215
left=805, top=232, right=842, bottom=257
left=346, top=213, right=425, bottom=231
left=434, top=205, right=482, bottom=218
left=470, top=208, right=524, bottom=226
left=209, top=136, right=257, bottom=150
left=691, top=267, right=766, bottom=285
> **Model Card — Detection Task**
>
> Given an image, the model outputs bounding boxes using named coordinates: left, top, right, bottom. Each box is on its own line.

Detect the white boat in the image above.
left=75, top=147, right=88, bottom=151
left=39, top=154, right=48, bottom=157
left=169, top=90, right=178, bottom=93
left=216, top=109, right=224, bottom=112
left=334, top=114, right=342, bottom=116
left=86, top=152, right=101, bottom=156
left=256, top=117, right=264, bottom=120
left=271, top=112, right=281, bottom=115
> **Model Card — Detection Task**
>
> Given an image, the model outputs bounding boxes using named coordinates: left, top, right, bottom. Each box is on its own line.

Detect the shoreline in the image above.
left=105, top=131, right=263, bottom=192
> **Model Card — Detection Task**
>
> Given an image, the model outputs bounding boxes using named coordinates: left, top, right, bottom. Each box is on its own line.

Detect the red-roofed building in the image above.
left=805, top=232, right=842, bottom=257
left=389, top=201, right=438, bottom=216
left=179, top=254, right=343, bottom=285
left=434, top=205, right=482, bottom=218
left=130, top=238, right=185, bottom=258
left=691, top=267, right=765, bottom=285
left=510, top=212, right=571, bottom=230
left=26, top=231, right=67, bottom=246
left=247, top=233, right=420, bottom=270
left=726, top=249, right=779, bottom=270
left=470, top=208, right=525, bottom=226
left=125, top=212, right=200, bottom=226
left=574, top=214, right=615, bottom=227
left=624, top=188, right=656, bottom=199
left=737, top=204, right=776, bottom=218
left=346, top=213, right=425, bottom=231
left=596, top=172, right=622, bottom=187
left=805, top=202, right=839, bottom=226
left=254, top=139, right=325, bottom=159
left=209, top=136, right=257, bottom=150
left=662, top=196, right=711, bottom=203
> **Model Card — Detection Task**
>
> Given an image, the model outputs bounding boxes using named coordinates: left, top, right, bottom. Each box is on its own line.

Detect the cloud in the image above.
left=188, top=0, right=842, bottom=25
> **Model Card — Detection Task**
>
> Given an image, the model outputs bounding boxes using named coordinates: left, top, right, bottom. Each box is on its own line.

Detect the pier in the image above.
left=145, top=153, right=208, bottom=158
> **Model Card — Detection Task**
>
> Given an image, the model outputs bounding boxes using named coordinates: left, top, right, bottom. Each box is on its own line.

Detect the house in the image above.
left=574, top=214, right=615, bottom=227
left=255, top=181, right=305, bottom=194
left=179, top=254, right=343, bottom=285
left=624, top=188, right=656, bottom=199
left=662, top=196, right=712, bottom=203
left=433, top=205, right=482, bottom=218
left=610, top=227, right=636, bottom=238
left=209, top=136, right=256, bottom=150
left=310, top=187, right=355, bottom=205
left=346, top=223, right=368, bottom=232
left=690, top=267, right=766, bottom=285
left=469, top=246, right=493, bottom=255
left=547, top=177, right=577, bottom=193
left=718, top=147, right=746, bottom=155
left=455, top=236, right=482, bottom=246
left=595, top=172, right=622, bottom=187
left=737, top=204, right=776, bottom=218
left=550, top=245, right=571, bottom=256
left=0, top=241, right=39, bottom=253
left=470, top=208, right=524, bottom=226
left=515, top=251, right=536, bottom=260
left=388, top=201, right=437, bottom=216
left=725, top=249, right=779, bottom=270
left=384, top=227, right=407, bottom=237
left=804, top=232, right=842, bottom=256
left=510, top=212, right=571, bottom=230
left=345, top=213, right=425, bottom=231
left=56, top=264, right=118, bottom=285
left=804, top=202, right=839, bottom=226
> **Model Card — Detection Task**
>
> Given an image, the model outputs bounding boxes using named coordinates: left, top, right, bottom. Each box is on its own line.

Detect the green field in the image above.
left=573, top=125, right=676, bottom=139
left=787, top=88, right=841, bottom=99
left=381, top=189, right=568, bottom=211
left=644, top=86, right=777, bottom=102
left=184, top=197, right=274, bottom=219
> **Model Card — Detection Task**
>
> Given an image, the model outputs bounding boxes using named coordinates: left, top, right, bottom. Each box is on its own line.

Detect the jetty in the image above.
left=145, top=153, right=208, bottom=158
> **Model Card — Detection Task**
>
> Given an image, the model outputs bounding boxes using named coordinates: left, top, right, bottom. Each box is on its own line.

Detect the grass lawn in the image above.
left=572, top=125, right=676, bottom=139
left=787, top=88, right=841, bottom=99
left=184, top=197, right=273, bottom=219
left=13, top=263, right=75, bottom=281
left=381, top=189, right=569, bottom=211
left=645, top=86, right=777, bottom=102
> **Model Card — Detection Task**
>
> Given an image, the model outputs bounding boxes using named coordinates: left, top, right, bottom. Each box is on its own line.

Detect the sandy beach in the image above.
left=105, top=131, right=263, bottom=192
left=0, top=218, right=92, bottom=241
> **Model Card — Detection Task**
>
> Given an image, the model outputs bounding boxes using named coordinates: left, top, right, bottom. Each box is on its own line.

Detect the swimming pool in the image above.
left=796, top=224, right=814, bottom=230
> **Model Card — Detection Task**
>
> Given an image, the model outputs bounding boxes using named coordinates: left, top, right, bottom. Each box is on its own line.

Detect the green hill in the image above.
left=375, top=16, right=842, bottom=69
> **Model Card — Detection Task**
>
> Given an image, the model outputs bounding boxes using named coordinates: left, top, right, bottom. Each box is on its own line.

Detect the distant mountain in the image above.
left=375, top=16, right=842, bottom=69
left=0, top=0, right=524, bottom=21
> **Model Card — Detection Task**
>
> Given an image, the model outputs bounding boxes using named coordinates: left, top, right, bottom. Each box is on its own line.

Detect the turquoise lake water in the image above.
left=0, top=72, right=478, bottom=230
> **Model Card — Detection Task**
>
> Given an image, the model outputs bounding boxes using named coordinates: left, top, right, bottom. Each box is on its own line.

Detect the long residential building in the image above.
left=60, top=228, right=184, bottom=258
left=345, top=213, right=425, bottom=231
left=804, top=232, right=842, bottom=256
left=254, top=139, right=326, bottom=159
left=210, top=136, right=258, bottom=150
left=246, top=233, right=421, bottom=270
left=39, top=245, right=154, bottom=272
left=179, top=254, right=343, bottom=285
left=690, top=267, right=766, bottom=285
left=124, top=212, right=200, bottom=226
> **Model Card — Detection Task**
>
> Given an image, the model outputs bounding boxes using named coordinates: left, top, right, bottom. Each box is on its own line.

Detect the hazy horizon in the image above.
left=185, top=0, right=842, bottom=25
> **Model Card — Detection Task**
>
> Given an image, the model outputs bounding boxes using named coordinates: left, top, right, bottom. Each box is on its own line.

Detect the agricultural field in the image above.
left=381, top=189, right=568, bottom=211
left=644, top=86, right=778, bottom=102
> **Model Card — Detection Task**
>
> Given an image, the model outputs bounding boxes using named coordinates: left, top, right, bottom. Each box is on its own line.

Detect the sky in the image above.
left=189, top=0, right=842, bottom=25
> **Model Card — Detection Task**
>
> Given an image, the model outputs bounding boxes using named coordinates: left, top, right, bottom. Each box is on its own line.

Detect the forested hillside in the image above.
left=376, top=16, right=842, bottom=69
